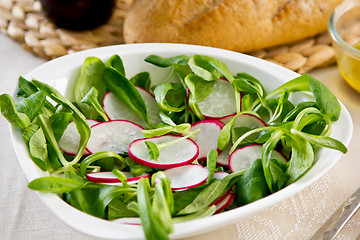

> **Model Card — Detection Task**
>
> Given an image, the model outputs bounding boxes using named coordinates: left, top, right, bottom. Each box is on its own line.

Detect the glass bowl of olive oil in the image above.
left=329, top=0, right=360, bottom=92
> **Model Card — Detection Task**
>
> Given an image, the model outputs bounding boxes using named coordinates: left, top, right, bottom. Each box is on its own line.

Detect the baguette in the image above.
left=123, top=0, right=343, bottom=53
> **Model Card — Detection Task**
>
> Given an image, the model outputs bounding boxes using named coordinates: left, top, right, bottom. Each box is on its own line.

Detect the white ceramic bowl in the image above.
left=10, top=43, right=353, bottom=239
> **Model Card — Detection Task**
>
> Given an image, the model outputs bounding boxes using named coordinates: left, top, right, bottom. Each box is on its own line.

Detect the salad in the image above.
left=0, top=53, right=347, bottom=240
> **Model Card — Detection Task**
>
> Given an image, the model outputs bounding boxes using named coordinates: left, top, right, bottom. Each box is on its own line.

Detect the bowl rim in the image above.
left=328, top=0, right=360, bottom=57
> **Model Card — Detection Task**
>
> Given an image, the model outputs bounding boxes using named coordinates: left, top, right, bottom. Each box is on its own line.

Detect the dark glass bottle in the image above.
left=40, top=0, right=115, bottom=30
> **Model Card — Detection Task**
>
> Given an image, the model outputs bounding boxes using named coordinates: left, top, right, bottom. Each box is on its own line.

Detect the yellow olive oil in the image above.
left=335, top=41, right=360, bottom=92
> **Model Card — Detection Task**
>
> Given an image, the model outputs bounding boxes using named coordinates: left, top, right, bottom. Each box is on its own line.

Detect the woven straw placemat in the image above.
left=0, top=0, right=336, bottom=74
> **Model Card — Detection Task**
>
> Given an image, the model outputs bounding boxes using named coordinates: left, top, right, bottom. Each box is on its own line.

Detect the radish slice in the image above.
left=190, top=120, right=224, bottom=161
left=86, top=120, right=144, bottom=154
left=86, top=171, right=150, bottom=185
left=214, top=193, right=236, bottom=213
left=112, top=218, right=141, bottom=225
left=58, top=119, right=99, bottom=156
left=103, top=87, right=161, bottom=127
left=196, top=79, right=238, bottom=120
left=161, top=165, right=209, bottom=191
left=233, top=113, right=267, bottom=129
left=216, top=147, right=231, bottom=167
left=213, top=171, right=229, bottom=180
left=229, top=144, right=288, bottom=173
left=128, top=135, right=199, bottom=169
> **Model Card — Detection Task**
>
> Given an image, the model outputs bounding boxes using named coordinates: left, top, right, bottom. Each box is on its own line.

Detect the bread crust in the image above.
left=123, top=0, right=343, bottom=52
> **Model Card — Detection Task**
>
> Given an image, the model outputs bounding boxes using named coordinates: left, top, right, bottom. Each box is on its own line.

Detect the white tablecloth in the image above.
left=1, top=33, right=360, bottom=240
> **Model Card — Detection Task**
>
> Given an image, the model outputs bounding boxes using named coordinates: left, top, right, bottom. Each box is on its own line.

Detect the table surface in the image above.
left=1, top=33, right=360, bottom=240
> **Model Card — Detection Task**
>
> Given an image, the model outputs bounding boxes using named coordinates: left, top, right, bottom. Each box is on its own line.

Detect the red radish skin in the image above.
left=58, top=119, right=99, bottom=156
left=128, top=135, right=199, bottom=169
left=161, top=165, right=209, bottom=191
left=190, top=120, right=225, bottom=161
left=86, top=120, right=144, bottom=155
left=86, top=171, right=150, bottom=184
left=214, top=193, right=236, bottom=213
left=103, top=87, right=161, bottom=127
left=229, top=144, right=288, bottom=173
